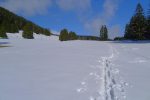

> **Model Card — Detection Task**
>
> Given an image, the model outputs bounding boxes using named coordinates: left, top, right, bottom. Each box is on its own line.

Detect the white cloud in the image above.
left=103, top=0, right=119, bottom=19
left=109, top=25, right=121, bottom=38
left=0, top=0, right=91, bottom=15
left=84, top=0, right=121, bottom=38
left=0, top=0, right=52, bottom=16
left=85, top=15, right=106, bottom=34
left=55, top=0, right=91, bottom=12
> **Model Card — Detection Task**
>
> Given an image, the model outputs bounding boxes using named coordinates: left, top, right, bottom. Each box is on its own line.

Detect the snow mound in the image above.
left=6, top=31, right=58, bottom=40
left=7, top=31, right=23, bottom=39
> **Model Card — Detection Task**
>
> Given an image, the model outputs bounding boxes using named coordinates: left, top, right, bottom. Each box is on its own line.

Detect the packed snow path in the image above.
left=77, top=44, right=127, bottom=100
left=101, top=45, right=127, bottom=100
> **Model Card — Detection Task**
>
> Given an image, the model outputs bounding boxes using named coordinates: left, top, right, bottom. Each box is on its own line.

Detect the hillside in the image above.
left=0, top=7, right=51, bottom=38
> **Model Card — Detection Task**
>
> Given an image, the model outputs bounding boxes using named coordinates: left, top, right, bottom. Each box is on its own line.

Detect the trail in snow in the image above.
left=101, top=45, right=128, bottom=100
left=77, top=44, right=128, bottom=100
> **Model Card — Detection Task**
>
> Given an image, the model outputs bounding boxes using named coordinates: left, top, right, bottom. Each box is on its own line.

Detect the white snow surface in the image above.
left=0, top=33, right=150, bottom=100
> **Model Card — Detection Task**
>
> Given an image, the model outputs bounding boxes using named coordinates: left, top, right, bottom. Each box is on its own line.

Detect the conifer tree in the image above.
left=0, top=26, right=7, bottom=38
left=22, top=23, right=34, bottom=39
left=59, top=29, right=69, bottom=41
left=100, top=25, right=104, bottom=39
left=100, top=25, right=108, bottom=40
left=145, top=4, right=150, bottom=39
left=10, top=24, right=19, bottom=33
left=68, top=31, right=78, bottom=40
left=43, top=29, right=51, bottom=36
left=124, top=3, right=147, bottom=40
left=124, top=24, right=130, bottom=38
left=0, top=13, right=3, bottom=24
left=104, top=25, right=108, bottom=40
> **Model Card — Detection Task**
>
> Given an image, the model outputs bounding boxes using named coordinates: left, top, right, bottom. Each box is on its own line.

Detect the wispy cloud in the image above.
left=109, top=25, right=121, bottom=38
left=55, top=0, right=91, bottom=12
left=84, top=0, right=121, bottom=38
left=0, top=0, right=52, bottom=16
left=0, top=0, right=91, bottom=16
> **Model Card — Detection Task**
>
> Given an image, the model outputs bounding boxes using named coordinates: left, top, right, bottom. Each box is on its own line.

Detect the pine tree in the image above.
left=22, top=23, right=34, bottom=39
left=124, top=3, right=147, bottom=40
left=68, top=31, right=78, bottom=40
left=124, top=24, right=130, bottom=38
left=100, top=25, right=108, bottom=40
left=43, top=29, right=51, bottom=36
left=104, top=25, right=108, bottom=40
left=0, top=26, right=7, bottom=38
left=145, top=4, right=150, bottom=39
left=10, top=24, right=19, bottom=33
left=0, top=13, right=3, bottom=24
left=59, top=29, right=69, bottom=41
left=100, top=25, right=104, bottom=39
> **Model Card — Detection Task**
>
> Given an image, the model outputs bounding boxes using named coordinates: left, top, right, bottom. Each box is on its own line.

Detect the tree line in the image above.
left=59, top=25, right=108, bottom=41
left=59, top=29, right=78, bottom=41
left=59, top=3, right=150, bottom=41
left=0, top=7, right=51, bottom=39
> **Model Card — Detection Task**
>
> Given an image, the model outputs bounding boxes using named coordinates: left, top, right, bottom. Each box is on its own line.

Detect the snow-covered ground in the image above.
left=0, top=33, right=150, bottom=100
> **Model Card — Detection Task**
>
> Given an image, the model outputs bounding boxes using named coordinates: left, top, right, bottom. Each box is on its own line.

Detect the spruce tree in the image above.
left=59, top=29, right=69, bottom=41
left=0, top=27, right=7, bottom=38
left=100, top=25, right=104, bottom=39
left=43, top=29, right=51, bottom=36
left=100, top=25, right=108, bottom=40
left=22, top=23, right=34, bottom=39
left=145, top=4, right=150, bottom=39
left=124, top=24, right=130, bottom=38
left=104, top=25, right=108, bottom=40
left=68, top=31, right=78, bottom=40
left=124, top=3, right=147, bottom=40
left=0, top=13, right=3, bottom=24
left=10, top=24, right=19, bottom=33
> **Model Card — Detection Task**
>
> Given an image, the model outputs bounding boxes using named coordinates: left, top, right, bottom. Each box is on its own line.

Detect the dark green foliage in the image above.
left=68, top=31, right=77, bottom=40
left=148, top=6, right=150, bottom=19
left=100, top=25, right=108, bottom=40
left=0, top=7, right=51, bottom=37
left=124, top=24, right=129, bottom=38
left=59, top=29, right=69, bottom=41
left=43, top=29, right=52, bottom=36
left=144, top=5, right=150, bottom=39
left=0, top=26, right=7, bottom=38
left=114, top=37, right=125, bottom=41
left=0, top=13, right=2, bottom=24
left=10, top=24, right=19, bottom=33
left=124, top=3, right=147, bottom=40
left=77, top=35, right=100, bottom=41
left=22, top=23, right=34, bottom=39
left=135, top=3, right=144, bottom=15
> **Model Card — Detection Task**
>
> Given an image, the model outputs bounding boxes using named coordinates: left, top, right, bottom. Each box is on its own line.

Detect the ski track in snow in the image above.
left=100, top=45, right=128, bottom=100
left=77, top=44, right=128, bottom=100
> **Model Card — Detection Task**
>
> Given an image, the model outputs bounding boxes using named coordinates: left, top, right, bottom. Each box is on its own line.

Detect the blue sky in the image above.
left=0, top=0, right=149, bottom=38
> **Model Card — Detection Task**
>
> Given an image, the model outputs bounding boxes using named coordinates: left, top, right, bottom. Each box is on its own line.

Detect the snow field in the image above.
left=0, top=33, right=150, bottom=100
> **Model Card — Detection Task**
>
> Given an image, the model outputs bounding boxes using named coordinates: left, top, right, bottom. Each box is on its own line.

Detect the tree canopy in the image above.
left=124, top=3, right=148, bottom=40
left=100, top=25, right=108, bottom=40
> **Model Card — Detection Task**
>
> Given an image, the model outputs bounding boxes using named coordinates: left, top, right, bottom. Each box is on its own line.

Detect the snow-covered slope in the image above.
left=0, top=34, right=150, bottom=100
